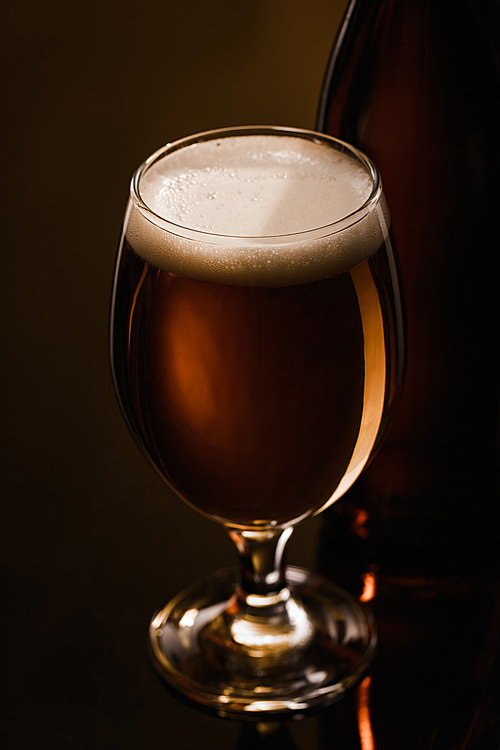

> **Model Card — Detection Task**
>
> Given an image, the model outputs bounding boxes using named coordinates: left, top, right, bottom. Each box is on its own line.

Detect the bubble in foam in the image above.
left=126, top=133, right=390, bottom=286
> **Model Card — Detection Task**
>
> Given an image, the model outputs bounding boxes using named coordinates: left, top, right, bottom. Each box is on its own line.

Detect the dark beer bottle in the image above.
left=317, top=0, right=500, bottom=579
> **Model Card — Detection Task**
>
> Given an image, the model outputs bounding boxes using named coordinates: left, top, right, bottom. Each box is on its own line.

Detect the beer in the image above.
left=110, top=130, right=403, bottom=528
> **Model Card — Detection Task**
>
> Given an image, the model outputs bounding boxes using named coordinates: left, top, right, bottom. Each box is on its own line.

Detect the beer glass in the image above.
left=110, top=126, right=404, bottom=716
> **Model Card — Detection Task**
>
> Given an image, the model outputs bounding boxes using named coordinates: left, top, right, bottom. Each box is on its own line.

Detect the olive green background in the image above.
left=1, top=1, right=346, bottom=746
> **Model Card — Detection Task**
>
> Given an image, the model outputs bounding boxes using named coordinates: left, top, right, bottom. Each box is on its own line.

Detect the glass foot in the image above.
left=149, top=566, right=376, bottom=717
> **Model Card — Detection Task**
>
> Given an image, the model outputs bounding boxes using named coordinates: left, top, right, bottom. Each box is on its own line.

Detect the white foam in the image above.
left=126, top=133, right=390, bottom=286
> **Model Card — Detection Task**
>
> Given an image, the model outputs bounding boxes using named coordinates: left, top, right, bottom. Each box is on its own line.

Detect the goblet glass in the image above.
left=110, top=126, right=404, bottom=716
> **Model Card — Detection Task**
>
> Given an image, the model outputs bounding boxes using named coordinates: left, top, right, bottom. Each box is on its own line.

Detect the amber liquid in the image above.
left=110, top=237, right=399, bottom=527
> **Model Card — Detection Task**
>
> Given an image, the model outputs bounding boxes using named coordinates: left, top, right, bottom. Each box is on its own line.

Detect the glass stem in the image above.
left=228, top=526, right=294, bottom=606
left=224, top=526, right=315, bottom=656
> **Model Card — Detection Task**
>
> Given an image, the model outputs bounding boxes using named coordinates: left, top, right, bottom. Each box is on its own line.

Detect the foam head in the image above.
left=126, top=128, right=390, bottom=286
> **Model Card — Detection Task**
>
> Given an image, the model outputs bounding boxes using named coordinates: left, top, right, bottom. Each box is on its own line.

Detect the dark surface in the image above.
left=2, top=507, right=499, bottom=749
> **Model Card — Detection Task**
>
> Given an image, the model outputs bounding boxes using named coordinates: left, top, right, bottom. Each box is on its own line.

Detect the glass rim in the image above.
left=129, top=125, right=383, bottom=244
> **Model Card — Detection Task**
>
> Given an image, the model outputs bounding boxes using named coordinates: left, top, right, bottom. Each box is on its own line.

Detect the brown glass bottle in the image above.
left=317, top=0, right=500, bottom=578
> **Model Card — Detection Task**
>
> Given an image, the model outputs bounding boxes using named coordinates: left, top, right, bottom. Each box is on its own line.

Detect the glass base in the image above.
left=149, top=566, right=376, bottom=717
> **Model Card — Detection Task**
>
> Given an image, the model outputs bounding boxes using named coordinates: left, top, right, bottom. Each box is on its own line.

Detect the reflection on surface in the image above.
left=213, top=508, right=500, bottom=749
left=140, top=501, right=500, bottom=749
left=356, top=677, right=374, bottom=750
left=235, top=721, right=303, bottom=749
left=314, top=508, right=500, bottom=750
left=360, top=572, right=377, bottom=603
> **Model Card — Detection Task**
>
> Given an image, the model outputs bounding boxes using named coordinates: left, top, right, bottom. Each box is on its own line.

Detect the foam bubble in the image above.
left=126, top=133, right=390, bottom=286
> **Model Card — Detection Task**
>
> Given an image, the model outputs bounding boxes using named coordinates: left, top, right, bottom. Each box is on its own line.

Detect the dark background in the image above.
left=1, top=1, right=347, bottom=747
